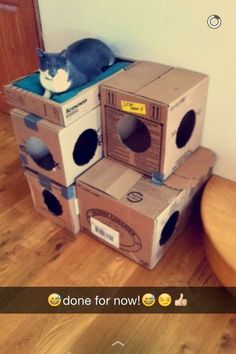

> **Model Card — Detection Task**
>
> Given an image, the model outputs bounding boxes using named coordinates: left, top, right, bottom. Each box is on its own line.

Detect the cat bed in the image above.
left=14, top=60, right=131, bottom=104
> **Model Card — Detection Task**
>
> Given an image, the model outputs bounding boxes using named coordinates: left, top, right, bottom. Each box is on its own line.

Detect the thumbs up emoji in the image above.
left=175, top=293, right=187, bottom=307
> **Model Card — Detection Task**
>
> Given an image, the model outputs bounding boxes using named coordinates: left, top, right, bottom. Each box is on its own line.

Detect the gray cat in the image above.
left=37, top=38, right=115, bottom=98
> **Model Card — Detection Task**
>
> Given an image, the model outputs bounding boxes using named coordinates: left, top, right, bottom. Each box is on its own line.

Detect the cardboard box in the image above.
left=100, top=61, right=209, bottom=184
left=76, top=147, right=215, bottom=269
left=11, top=106, right=102, bottom=187
left=4, top=60, right=133, bottom=127
left=25, top=168, right=80, bottom=234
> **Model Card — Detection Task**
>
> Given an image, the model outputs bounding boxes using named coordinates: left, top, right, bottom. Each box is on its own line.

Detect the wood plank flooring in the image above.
left=0, top=111, right=235, bottom=354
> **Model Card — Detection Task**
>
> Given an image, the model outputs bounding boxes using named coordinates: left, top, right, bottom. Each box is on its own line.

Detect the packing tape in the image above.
left=38, top=174, right=52, bottom=190
left=60, top=185, right=75, bottom=200
left=24, top=114, right=42, bottom=131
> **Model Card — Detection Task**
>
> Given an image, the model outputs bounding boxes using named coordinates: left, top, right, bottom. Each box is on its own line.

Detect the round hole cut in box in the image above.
left=25, top=168, right=80, bottom=234
left=73, top=129, right=99, bottom=166
left=42, top=189, right=63, bottom=216
left=153, top=189, right=187, bottom=267
left=117, top=114, right=151, bottom=153
left=25, top=137, right=56, bottom=171
left=76, top=147, right=215, bottom=269
left=176, top=110, right=196, bottom=149
left=11, top=107, right=102, bottom=187
left=103, top=104, right=202, bottom=183
left=101, top=62, right=209, bottom=182
left=159, top=211, right=180, bottom=246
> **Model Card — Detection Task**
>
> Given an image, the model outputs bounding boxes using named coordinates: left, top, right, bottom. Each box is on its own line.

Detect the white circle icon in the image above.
left=207, top=15, right=222, bottom=29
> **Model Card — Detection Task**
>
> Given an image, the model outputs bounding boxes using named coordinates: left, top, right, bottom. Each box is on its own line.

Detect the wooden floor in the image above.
left=0, top=111, right=235, bottom=354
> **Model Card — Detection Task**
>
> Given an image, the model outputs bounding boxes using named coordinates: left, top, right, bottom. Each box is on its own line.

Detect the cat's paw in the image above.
left=43, top=89, right=52, bottom=99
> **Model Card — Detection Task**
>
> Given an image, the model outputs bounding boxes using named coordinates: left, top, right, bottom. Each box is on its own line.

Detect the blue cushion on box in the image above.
left=14, top=60, right=131, bottom=103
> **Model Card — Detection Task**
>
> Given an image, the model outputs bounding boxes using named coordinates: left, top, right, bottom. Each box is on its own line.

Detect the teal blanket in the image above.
left=14, top=61, right=131, bottom=103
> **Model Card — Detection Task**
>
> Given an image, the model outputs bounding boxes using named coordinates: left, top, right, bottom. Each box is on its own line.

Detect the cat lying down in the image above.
left=37, top=38, right=115, bottom=99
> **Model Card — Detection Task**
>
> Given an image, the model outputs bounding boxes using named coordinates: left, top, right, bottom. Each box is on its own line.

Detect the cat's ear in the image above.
left=36, top=48, right=46, bottom=58
left=60, top=49, right=68, bottom=59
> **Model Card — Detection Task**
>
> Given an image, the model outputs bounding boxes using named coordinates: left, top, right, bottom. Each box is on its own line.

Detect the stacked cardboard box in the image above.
left=77, top=147, right=215, bottom=269
left=5, top=59, right=216, bottom=270
left=5, top=61, right=130, bottom=233
left=76, top=61, right=216, bottom=269
left=100, top=61, right=209, bottom=183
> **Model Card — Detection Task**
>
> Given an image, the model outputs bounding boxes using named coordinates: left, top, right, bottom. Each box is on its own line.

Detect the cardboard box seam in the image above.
left=134, top=66, right=174, bottom=93
left=77, top=174, right=183, bottom=218
left=101, top=66, right=208, bottom=107
left=77, top=180, right=120, bottom=200
left=100, top=81, right=207, bottom=109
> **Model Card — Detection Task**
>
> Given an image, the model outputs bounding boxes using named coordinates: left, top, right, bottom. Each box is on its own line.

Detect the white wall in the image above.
left=38, top=0, right=236, bottom=181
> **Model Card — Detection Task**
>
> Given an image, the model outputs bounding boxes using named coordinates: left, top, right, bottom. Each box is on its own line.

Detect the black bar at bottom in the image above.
left=0, top=287, right=235, bottom=313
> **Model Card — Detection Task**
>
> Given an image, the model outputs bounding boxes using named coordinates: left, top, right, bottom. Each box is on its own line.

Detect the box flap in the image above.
left=77, top=158, right=178, bottom=218
left=77, top=147, right=215, bottom=219
left=165, top=147, right=216, bottom=189
left=137, top=68, right=208, bottom=105
left=78, top=158, right=141, bottom=199
left=101, top=61, right=172, bottom=93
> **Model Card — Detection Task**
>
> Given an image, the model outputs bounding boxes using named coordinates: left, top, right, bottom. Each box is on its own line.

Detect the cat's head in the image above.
left=36, top=48, right=69, bottom=78
left=36, top=48, right=72, bottom=94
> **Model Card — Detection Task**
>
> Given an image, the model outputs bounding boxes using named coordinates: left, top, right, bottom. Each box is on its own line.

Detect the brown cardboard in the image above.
left=102, top=61, right=172, bottom=92
left=165, top=147, right=215, bottom=189
left=4, top=60, right=135, bottom=127
left=11, top=106, right=102, bottom=187
left=25, top=168, right=80, bottom=234
left=76, top=147, right=215, bottom=269
left=100, top=61, right=209, bottom=183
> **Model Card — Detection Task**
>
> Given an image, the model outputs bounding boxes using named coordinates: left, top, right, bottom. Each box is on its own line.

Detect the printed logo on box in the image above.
left=127, top=191, right=143, bottom=203
left=87, top=209, right=142, bottom=252
left=65, top=98, right=88, bottom=118
left=121, top=100, right=146, bottom=115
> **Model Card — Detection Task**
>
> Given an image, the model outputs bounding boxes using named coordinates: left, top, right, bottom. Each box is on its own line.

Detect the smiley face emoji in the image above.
left=48, top=293, right=61, bottom=307
left=142, top=293, right=156, bottom=307
left=158, top=293, right=172, bottom=307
